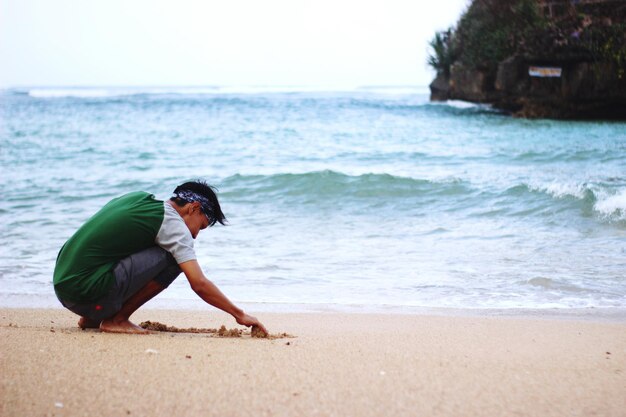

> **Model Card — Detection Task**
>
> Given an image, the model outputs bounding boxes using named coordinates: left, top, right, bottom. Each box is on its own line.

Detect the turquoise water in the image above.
left=1, top=87, right=625, bottom=310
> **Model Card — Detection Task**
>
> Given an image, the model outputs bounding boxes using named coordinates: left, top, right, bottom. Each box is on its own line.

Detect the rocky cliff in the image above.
left=428, top=0, right=626, bottom=119
left=431, top=57, right=626, bottom=119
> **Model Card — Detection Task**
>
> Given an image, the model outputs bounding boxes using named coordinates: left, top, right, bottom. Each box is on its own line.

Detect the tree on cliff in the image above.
left=428, top=0, right=546, bottom=75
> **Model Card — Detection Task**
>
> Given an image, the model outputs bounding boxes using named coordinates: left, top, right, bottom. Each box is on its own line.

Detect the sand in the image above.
left=1, top=308, right=625, bottom=417
left=138, top=321, right=283, bottom=339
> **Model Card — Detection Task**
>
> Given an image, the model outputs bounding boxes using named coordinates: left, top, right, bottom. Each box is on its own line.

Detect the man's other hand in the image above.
left=236, top=312, right=268, bottom=335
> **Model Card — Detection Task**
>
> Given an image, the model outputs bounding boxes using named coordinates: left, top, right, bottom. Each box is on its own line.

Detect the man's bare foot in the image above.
left=100, top=318, right=150, bottom=334
left=78, top=317, right=101, bottom=329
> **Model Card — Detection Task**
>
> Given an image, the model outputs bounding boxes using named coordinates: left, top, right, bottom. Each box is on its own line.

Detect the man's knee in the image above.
left=153, top=263, right=182, bottom=289
left=58, top=297, right=121, bottom=322
left=112, top=246, right=178, bottom=299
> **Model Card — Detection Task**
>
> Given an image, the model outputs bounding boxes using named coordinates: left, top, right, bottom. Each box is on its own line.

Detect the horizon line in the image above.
left=1, top=83, right=429, bottom=89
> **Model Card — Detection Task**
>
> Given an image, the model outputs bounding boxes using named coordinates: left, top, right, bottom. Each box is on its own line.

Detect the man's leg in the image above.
left=99, top=280, right=166, bottom=334
left=76, top=246, right=181, bottom=333
left=55, top=298, right=104, bottom=330
left=78, top=317, right=100, bottom=329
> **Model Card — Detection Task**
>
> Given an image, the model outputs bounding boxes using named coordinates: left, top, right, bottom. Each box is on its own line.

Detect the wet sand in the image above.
left=1, top=308, right=625, bottom=417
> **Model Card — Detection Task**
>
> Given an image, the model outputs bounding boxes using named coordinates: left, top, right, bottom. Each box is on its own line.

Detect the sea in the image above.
left=1, top=86, right=625, bottom=314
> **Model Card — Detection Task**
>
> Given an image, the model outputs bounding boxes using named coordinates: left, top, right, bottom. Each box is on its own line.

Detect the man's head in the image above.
left=170, top=180, right=226, bottom=238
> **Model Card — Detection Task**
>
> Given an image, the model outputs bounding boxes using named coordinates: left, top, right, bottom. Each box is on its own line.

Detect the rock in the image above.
left=429, top=73, right=450, bottom=101
left=431, top=57, right=626, bottom=119
left=449, top=64, right=495, bottom=102
left=495, top=55, right=526, bottom=93
left=563, top=61, right=626, bottom=100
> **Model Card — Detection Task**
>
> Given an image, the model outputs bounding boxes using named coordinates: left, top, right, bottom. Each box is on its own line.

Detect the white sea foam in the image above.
left=526, top=180, right=587, bottom=199
left=594, top=188, right=626, bottom=219
left=444, top=100, right=482, bottom=109
left=526, top=181, right=626, bottom=220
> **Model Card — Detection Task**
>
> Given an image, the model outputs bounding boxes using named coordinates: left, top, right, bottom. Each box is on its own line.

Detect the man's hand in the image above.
left=235, top=312, right=268, bottom=335
left=180, top=260, right=268, bottom=335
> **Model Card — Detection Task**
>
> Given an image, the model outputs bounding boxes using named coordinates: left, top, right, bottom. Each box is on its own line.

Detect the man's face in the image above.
left=182, top=202, right=210, bottom=239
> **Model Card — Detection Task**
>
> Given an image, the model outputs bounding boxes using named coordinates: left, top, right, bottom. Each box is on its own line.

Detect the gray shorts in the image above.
left=57, top=246, right=182, bottom=321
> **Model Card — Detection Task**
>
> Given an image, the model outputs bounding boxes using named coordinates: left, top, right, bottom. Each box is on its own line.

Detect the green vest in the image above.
left=53, top=191, right=165, bottom=303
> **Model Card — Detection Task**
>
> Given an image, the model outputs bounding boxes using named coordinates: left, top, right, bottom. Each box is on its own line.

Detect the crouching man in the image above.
left=53, top=180, right=266, bottom=334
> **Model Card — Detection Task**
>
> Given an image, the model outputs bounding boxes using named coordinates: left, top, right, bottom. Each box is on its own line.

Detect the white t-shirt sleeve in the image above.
left=155, top=202, right=197, bottom=264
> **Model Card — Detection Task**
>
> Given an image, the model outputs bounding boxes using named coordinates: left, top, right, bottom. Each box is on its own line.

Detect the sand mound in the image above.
left=139, top=321, right=218, bottom=334
left=251, top=325, right=267, bottom=338
left=139, top=321, right=293, bottom=339
left=217, top=325, right=242, bottom=337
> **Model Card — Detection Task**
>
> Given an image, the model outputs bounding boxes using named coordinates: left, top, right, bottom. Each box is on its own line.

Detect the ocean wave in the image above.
left=425, top=99, right=495, bottom=110
left=520, top=181, right=626, bottom=221
left=522, top=277, right=589, bottom=294
left=218, top=171, right=626, bottom=221
left=524, top=181, right=589, bottom=200
left=594, top=188, right=626, bottom=220
left=510, top=149, right=617, bottom=163
left=444, top=100, right=482, bottom=109
left=220, top=170, right=471, bottom=201
left=330, top=98, right=502, bottom=115
left=424, top=100, right=504, bottom=117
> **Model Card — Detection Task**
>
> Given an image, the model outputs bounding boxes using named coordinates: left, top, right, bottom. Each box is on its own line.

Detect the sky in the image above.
left=0, top=0, right=468, bottom=88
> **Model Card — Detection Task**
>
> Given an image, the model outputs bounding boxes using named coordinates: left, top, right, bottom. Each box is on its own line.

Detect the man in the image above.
left=53, top=180, right=267, bottom=335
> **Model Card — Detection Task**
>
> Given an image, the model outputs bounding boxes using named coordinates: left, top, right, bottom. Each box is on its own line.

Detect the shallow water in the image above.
left=1, top=87, right=625, bottom=310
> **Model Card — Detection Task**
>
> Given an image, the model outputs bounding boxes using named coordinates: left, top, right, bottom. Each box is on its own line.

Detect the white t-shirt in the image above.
left=155, top=202, right=197, bottom=264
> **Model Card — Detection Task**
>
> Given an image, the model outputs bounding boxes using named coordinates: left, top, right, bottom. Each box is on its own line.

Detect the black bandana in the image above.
left=172, top=190, right=212, bottom=218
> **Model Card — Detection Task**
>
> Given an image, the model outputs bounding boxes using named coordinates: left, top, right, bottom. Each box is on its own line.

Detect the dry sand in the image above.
left=1, top=308, right=625, bottom=417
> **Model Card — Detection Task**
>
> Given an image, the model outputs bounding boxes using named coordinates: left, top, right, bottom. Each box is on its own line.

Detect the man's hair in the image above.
left=171, top=180, right=226, bottom=227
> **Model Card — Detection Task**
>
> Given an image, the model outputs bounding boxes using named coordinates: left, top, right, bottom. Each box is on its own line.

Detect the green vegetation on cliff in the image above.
left=429, top=0, right=626, bottom=78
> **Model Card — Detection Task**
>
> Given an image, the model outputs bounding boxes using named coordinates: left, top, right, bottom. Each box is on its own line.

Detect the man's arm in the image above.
left=180, top=260, right=268, bottom=334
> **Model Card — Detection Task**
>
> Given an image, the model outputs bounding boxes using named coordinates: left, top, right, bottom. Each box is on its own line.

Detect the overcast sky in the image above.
left=0, top=0, right=468, bottom=88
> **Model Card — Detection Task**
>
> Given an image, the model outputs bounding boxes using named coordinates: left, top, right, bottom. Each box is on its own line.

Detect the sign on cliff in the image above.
left=529, top=66, right=562, bottom=77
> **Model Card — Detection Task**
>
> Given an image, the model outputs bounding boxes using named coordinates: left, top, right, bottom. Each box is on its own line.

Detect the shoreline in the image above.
left=2, top=294, right=626, bottom=323
left=2, top=308, right=625, bottom=417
